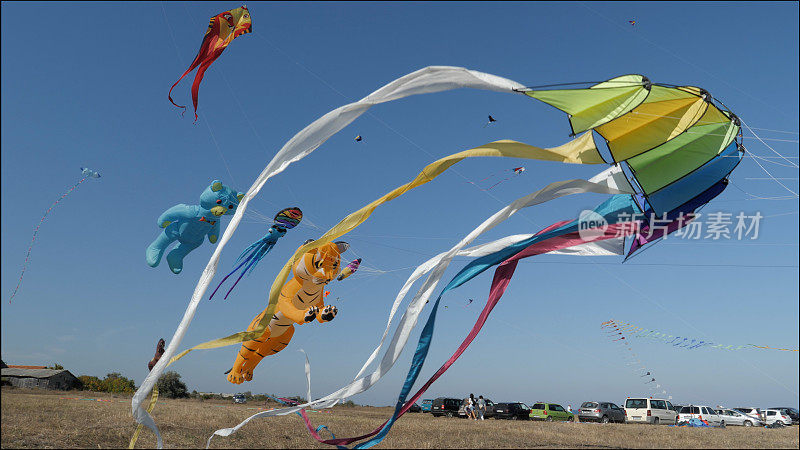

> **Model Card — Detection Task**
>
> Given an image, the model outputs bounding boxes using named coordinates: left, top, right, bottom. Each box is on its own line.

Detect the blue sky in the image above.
left=2, top=2, right=797, bottom=411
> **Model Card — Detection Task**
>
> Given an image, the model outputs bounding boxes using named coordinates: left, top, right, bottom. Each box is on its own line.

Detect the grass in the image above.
left=1, top=387, right=797, bottom=448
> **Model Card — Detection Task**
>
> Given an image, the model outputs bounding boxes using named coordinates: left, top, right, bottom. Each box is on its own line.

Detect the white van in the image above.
left=624, top=397, right=678, bottom=425
left=677, top=405, right=722, bottom=426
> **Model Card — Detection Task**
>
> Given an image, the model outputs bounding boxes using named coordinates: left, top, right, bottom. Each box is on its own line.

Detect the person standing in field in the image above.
left=469, top=393, right=478, bottom=420
left=477, top=395, right=487, bottom=420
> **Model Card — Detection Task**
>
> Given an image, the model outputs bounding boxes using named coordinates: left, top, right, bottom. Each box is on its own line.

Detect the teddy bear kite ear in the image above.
left=211, top=181, right=224, bottom=192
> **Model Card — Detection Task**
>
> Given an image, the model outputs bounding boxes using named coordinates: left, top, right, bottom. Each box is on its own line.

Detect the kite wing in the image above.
left=168, top=6, right=252, bottom=120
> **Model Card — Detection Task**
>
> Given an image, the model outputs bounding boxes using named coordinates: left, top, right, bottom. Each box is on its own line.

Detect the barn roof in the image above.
left=1, top=368, right=75, bottom=379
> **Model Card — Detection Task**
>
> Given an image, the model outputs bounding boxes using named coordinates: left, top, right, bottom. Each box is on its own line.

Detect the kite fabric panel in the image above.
left=626, top=178, right=729, bottom=259
left=525, top=74, right=651, bottom=134
left=627, top=106, right=739, bottom=194
left=133, top=65, right=536, bottom=446
left=595, top=86, right=709, bottom=161
left=205, top=169, right=633, bottom=448
left=646, top=141, right=742, bottom=215
left=168, top=6, right=252, bottom=120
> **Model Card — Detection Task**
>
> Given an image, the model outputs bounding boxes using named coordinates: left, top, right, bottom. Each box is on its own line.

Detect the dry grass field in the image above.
left=1, top=387, right=797, bottom=449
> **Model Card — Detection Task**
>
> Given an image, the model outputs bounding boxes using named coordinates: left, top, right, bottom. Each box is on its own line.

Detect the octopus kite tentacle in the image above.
left=209, top=207, right=302, bottom=301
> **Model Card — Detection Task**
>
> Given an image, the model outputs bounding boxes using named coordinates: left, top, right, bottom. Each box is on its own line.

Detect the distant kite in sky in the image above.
left=628, top=20, right=636, bottom=26
left=81, top=167, right=101, bottom=178
left=337, top=258, right=362, bottom=281
left=9, top=167, right=101, bottom=303
left=168, top=6, right=252, bottom=121
left=355, top=135, right=363, bottom=142
left=484, top=115, right=497, bottom=127
left=469, top=166, right=527, bottom=191
left=210, top=207, right=302, bottom=300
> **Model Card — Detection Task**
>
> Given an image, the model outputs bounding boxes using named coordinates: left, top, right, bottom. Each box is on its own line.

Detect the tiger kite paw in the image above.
left=227, top=369, right=245, bottom=384
left=304, top=306, right=319, bottom=323
left=320, top=305, right=338, bottom=322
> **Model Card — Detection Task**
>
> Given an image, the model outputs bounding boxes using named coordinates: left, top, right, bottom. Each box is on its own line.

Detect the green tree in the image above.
left=78, top=375, right=102, bottom=391
left=48, top=363, right=64, bottom=370
left=101, top=373, right=136, bottom=393
left=156, top=371, right=189, bottom=399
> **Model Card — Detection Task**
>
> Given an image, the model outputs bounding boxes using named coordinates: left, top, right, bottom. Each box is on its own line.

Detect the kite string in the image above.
left=251, top=30, right=548, bottom=233
left=741, top=119, right=799, bottom=168
left=745, top=148, right=798, bottom=197
left=9, top=176, right=88, bottom=303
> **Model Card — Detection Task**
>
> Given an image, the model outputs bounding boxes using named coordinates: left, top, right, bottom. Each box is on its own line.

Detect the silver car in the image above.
left=716, top=408, right=763, bottom=427
left=578, top=401, right=626, bottom=423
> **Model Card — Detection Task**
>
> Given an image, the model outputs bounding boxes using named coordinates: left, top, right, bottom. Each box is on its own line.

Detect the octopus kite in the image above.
left=209, top=207, right=303, bottom=300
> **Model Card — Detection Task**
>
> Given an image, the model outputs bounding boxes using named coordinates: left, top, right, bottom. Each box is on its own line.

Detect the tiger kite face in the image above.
left=304, top=241, right=349, bottom=283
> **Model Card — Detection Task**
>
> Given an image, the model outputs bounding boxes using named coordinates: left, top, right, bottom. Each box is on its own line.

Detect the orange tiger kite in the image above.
left=226, top=241, right=349, bottom=384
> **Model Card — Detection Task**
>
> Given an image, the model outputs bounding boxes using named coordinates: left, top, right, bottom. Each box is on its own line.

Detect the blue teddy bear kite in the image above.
left=146, top=180, right=243, bottom=274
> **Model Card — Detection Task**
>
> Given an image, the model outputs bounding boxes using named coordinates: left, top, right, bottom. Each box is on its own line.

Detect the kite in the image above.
left=484, top=114, right=497, bottom=127
left=336, top=258, right=361, bottom=281
left=81, top=167, right=101, bottom=178
left=226, top=241, right=350, bottom=384
left=8, top=167, right=101, bottom=303
left=132, top=68, right=750, bottom=447
left=355, top=135, right=363, bottom=142
left=148, top=339, right=166, bottom=371
left=293, top=73, right=750, bottom=445
left=209, top=207, right=303, bottom=300
left=146, top=180, right=243, bottom=274
left=168, top=6, right=252, bottom=121
left=628, top=20, right=636, bottom=26
left=469, top=165, right=528, bottom=191
left=608, top=319, right=798, bottom=351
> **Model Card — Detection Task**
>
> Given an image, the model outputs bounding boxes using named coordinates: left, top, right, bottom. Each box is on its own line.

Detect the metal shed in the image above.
left=1, top=368, right=79, bottom=390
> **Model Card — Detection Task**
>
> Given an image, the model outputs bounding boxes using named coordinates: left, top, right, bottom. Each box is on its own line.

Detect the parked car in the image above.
left=529, top=402, right=575, bottom=422
left=492, top=402, right=530, bottom=420
left=459, top=398, right=495, bottom=418
left=431, top=397, right=462, bottom=418
left=233, top=393, right=247, bottom=404
left=715, top=408, right=763, bottom=427
left=408, top=403, right=422, bottom=413
left=677, top=405, right=723, bottom=426
left=762, top=409, right=793, bottom=426
left=624, top=398, right=677, bottom=425
left=769, top=407, right=799, bottom=425
left=578, top=401, right=626, bottom=423
left=733, top=407, right=762, bottom=421
left=420, top=399, right=433, bottom=413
